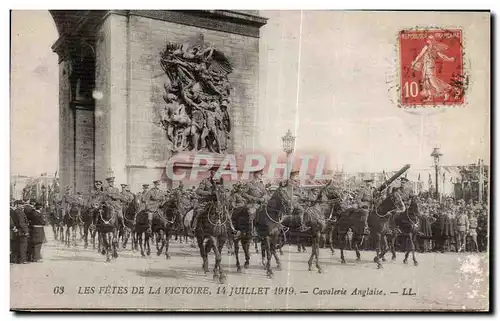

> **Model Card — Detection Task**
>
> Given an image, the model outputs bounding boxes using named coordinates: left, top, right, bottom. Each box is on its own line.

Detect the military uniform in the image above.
left=287, top=174, right=307, bottom=231
left=192, top=175, right=237, bottom=234
left=11, top=202, right=29, bottom=264
left=144, top=182, right=166, bottom=225
left=25, top=204, right=46, bottom=262
left=61, top=189, right=79, bottom=217
left=456, top=211, right=469, bottom=252
left=357, top=182, right=374, bottom=232
left=136, top=185, right=150, bottom=212
left=120, top=186, right=135, bottom=216
left=103, top=179, right=124, bottom=227
left=241, top=176, right=268, bottom=233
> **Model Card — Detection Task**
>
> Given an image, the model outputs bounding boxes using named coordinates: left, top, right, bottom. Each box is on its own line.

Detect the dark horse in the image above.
left=369, top=192, right=408, bottom=268
left=231, top=205, right=253, bottom=272
left=393, top=196, right=421, bottom=265
left=153, top=196, right=182, bottom=259
left=254, top=183, right=292, bottom=278
left=134, top=209, right=151, bottom=257
left=194, top=184, right=230, bottom=284
left=122, top=197, right=138, bottom=251
left=81, top=205, right=98, bottom=250
left=95, top=204, right=120, bottom=262
left=49, top=203, right=64, bottom=242
left=64, top=204, right=82, bottom=247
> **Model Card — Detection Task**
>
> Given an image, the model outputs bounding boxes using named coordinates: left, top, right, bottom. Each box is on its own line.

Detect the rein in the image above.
left=99, top=206, right=116, bottom=225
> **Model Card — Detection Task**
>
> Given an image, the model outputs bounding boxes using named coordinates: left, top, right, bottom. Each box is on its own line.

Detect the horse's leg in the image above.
left=260, top=240, right=266, bottom=267
left=315, top=231, right=323, bottom=273
left=270, top=236, right=281, bottom=270
left=374, top=233, right=383, bottom=269
left=217, top=237, right=227, bottom=284
left=254, top=237, right=259, bottom=254
left=403, top=235, right=410, bottom=264
left=390, top=234, right=397, bottom=260
left=381, top=235, right=389, bottom=262
left=146, top=231, right=151, bottom=256
left=104, top=233, right=111, bottom=262
left=209, top=236, right=221, bottom=281
left=138, top=232, right=145, bottom=257
left=234, top=238, right=241, bottom=272
left=354, top=238, right=361, bottom=261
left=113, top=228, right=119, bottom=258
left=297, top=235, right=301, bottom=253
left=73, top=225, right=78, bottom=246
left=197, top=236, right=209, bottom=273
left=65, top=225, right=70, bottom=247
left=164, top=229, right=171, bottom=259
left=242, top=236, right=250, bottom=269
left=308, top=231, right=315, bottom=271
left=157, top=230, right=164, bottom=256
left=329, top=229, right=335, bottom=255
left=265, top=236, right=274, bottom=278
left=52, top=224, right=57, bottom=240
left=410, top=233, right=418, bottom=266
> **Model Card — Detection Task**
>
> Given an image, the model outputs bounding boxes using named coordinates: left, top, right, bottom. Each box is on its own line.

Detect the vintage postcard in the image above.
left=10, top=10, right=490, bottom=311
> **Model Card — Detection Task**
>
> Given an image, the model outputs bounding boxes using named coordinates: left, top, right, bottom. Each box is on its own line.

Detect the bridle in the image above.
left=98, top=205, right=116, bottom=225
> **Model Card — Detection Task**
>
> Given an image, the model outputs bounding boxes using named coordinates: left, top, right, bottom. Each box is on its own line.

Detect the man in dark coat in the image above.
left=11, top=200, right=30, bottom=264
left=25, top=202, right=47, bottom=262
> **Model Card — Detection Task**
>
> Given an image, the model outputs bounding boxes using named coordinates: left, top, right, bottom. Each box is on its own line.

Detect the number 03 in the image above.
left=403, top=81, right=419, bottom=98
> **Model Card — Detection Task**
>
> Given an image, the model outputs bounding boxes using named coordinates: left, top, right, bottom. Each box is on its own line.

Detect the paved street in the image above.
left=11, top=228, right=489, bottom=311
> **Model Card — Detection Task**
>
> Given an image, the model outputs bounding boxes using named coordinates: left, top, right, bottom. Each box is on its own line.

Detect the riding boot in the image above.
left=298, top=213, right=308, bottom=232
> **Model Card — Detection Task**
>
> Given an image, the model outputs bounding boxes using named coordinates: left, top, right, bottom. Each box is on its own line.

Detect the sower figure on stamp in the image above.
left=287, top=170, right=308, bottom=232
left=103, top=175, right=125, bottom=229
left=241, top=170, right=269, bottom=235
left=145, top=180, right=165, bottom=233
left=191, top=168, right=238, bottom=235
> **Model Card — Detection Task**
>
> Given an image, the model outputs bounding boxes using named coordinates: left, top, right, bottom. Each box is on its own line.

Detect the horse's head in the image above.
left=269, top=183, right=292, bottom=215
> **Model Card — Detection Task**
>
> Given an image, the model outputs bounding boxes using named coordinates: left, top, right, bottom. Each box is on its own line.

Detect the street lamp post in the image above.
left=430, top=148, right=443, bottom=201
left=281, top=129, right=296, bottom=180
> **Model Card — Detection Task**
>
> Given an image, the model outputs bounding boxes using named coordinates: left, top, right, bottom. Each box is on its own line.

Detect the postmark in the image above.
left=398, top=28, right=466, bottom=107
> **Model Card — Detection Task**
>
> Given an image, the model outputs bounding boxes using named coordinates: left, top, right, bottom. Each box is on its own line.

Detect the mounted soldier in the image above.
left=231, top=182, right=246, bottom=210
left=191, top=168, right=238, bottom=235
left=136, top=184, right=150, bottom=213
left=88, top=181, right=104, bottom=209
left=103, top=174, right=125, bottom=229
left=357, top=175, right=374, bottom=232
left=120, top=184, right=135, bottom=212
left=241, top=170, right=269, bottom=234
left=287, top=169, right=308, bottom=232
left=145, top=180, right=166, bottom=230
left=61, top=186, right=79, bottom=218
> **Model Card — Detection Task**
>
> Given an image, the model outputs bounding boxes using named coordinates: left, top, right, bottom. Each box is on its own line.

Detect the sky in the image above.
left=10, top=10, right=490, bottom=176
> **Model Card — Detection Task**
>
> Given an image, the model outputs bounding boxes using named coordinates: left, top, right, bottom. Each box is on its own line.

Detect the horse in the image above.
left=63, top=204, right=82, bottom=247
left=393, top=197, right=421, bottom=265
left=254, top=183, right=293, bottom=278
left=231, top=206, right=253, bottom=272
left=194, top=184, right=230, bottom=284
left=152, top=196, right=182, bottom=259
left=134, top=210, right=151, bottom=257
left=95, top=204, right=120, bottom=262
left=122, top=197, right=138, bottom=251
left=81, top=205, right=98, bottom=250
left=48, top=203, right=64, bottom=241
left=174, top=192, right=195, bottom=244
left=281, top=197, right=337, bottom=274
left=368, top=191, right=407, bottom=268
left=334, top=207, right=370, bottom=264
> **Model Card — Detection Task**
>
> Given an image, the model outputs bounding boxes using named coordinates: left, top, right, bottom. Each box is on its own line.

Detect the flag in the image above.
left=418, top=173, right=421, bottom=181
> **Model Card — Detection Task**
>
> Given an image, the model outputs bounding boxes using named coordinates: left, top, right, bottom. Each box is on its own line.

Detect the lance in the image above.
left=376, top=164, right=411, bottom=193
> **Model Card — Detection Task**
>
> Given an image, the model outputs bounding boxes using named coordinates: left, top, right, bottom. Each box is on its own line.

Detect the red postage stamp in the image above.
left=399, top=29, right=465, bottom=107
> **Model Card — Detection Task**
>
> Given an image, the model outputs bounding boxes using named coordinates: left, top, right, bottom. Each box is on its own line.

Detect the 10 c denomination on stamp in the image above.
left=399, top=29, right=465, bottom=107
